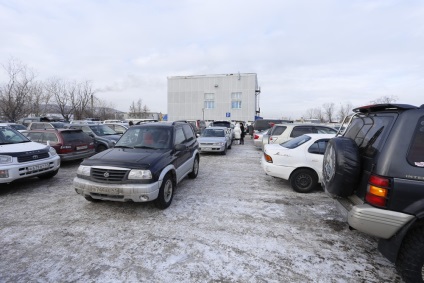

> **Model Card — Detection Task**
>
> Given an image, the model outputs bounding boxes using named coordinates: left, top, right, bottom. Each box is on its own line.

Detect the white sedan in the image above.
left=261, top=133, right=335, bottom=193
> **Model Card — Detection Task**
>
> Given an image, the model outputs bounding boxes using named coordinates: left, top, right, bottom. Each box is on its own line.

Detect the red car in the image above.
left=23, top=129, right=95, bottom=162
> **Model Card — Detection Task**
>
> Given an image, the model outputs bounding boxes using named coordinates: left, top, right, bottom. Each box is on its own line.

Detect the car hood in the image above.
left=98, top=134, right=121, bottom=142
left=198, top=137, right=226, bottom=143
left=0, top=141, right=49, bottom=154
left=82, top=148, right=171, bottom=169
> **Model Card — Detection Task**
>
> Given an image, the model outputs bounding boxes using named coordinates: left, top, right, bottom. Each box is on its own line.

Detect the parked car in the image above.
left=253, top=128, right=271, bottom=148
left=73, top=121, right=200, bottom=209
left=103, top=123, right=129, bottom=135
left=262, top=133, right=335, bottom=193
left=0, top=126, right=60, bottom=184
left=209, top=120, right=235, bottom=141
left=261, top=123, right=337, bottom=150
left=0, top=123, right=27, bottom=132
left=27, top=121, right=68, bottom=130
left=22, top=129, right=95, bottom=162
left=68, top=124, right=121, bottom=152
left=322, top=103, right=424, bottom=283
left=252, top=119, right=292, bottom=134
left=187, top=120, right=206, bottom=136
left=198, top=126, right=232, bottom=155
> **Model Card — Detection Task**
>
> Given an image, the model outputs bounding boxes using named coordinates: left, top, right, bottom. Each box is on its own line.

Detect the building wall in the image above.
left=167, top=73, right=258, bottom=122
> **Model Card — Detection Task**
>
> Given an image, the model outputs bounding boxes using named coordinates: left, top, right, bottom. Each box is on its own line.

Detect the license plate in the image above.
left=27, top=163, right=49, bottom=172
left=92, top=186, right=119, bottom=194
left=76, top=145, right=88, bottom=150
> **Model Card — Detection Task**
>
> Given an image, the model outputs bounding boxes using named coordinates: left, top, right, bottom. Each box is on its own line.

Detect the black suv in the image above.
left=73, top=121, right=200, bottom=209
left=322, top=104, right=424, bottom=283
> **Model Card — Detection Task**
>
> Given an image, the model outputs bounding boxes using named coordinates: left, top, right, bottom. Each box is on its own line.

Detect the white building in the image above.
left=167, top=73, right=260, bottom=122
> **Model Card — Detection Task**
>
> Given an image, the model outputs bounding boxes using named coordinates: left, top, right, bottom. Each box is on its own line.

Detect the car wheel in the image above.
left=84, top=195, right=101, bottom=202
left=37, top=169, right=59, bottom=179
left=154, top=174, right=174, bottom=209
left=221, top=145, right=227, bottom=155
left=322, top=137, right=360, bottom=197
left=290, top=169, right=318, bottom=193
left=188, top=155, right=199, bottom=179
left=228, top=140, right=232, bottom=149
left=396, top=226, right=424, bottom=283
left=97, top=145, right=107, bottom=152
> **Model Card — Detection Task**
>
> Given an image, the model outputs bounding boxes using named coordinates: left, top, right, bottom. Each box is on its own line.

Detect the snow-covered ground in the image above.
left=0, top=138, right=403, bottom=282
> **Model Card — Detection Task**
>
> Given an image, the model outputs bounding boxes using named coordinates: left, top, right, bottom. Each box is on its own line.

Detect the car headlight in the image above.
left=213, top=142, right=225, bottom=146
left=0, top=155, right=13, bottom=164
left=77, top=165, right=91, bottom=176
left=49, top=146, right=58, bottom=156
left=128, top=169, right=152, bottom=180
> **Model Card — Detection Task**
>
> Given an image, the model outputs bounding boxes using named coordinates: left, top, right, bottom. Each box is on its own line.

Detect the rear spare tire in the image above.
left=322, top=137, right=360, bottom=197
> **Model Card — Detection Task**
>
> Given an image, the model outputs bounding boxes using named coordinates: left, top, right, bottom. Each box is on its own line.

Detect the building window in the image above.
left=204, top=93, right=215, bottom=109
left=231, top=92, right=242, bottom=109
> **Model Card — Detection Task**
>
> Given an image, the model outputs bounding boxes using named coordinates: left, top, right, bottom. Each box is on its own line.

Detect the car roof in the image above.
left=302, top=133, right=336, bottom=139
left=205, top=126, right=227, bottom=130
left=273, top=123, right=335, bottom=127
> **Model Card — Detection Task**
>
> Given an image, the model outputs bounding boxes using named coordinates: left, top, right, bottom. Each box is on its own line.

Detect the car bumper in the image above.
left=59, top=149, right=95, bottom=162
left=0, top=156, right=61, bottom=184
left=333, top=196, right=414, bottom=239
left=73, top=177, right=160, bottom=202
left=260, top=156, right=292, bottom=181
left=199, top=145, right=225, bottom=153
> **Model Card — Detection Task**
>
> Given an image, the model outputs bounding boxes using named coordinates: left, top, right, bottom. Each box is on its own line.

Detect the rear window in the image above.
left=254, top=119, right=288, bottom=131
left=281, top=135, right=311, bottom=149
left=211, top=121, right=231, bottom=128
left=61, top=131, right=89, bottom=143
left=271, top=126, right=287, bottom=136
left=344, top=114, right=395, bottom=157
left=407, top=117, right=424, bottom=167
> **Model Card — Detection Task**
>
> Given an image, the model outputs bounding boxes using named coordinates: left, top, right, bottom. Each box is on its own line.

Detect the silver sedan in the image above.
left=197, top=127, right=232, bottom=155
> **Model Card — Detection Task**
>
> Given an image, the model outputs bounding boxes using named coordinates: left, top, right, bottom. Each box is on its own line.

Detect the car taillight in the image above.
left=365, top=174, right=390, bottom=208
left=254, top=134, right=260, bottom=139
left=59, top=145, right=73, bottom=154
left=264, top=153, right=273, bottom=163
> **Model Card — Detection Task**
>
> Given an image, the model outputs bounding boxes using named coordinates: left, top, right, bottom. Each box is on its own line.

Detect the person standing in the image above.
left=240, top=122, right=245, bottom=145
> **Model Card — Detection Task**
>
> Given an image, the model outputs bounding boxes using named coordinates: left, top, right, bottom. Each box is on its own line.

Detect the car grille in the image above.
left=17, top=152, right=50, bottom=163
left=200, top=143, right=215, bottom=146
left=91, top=168, right=129, bottom=182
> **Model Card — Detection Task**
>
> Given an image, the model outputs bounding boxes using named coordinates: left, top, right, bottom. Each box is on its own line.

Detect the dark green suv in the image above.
left=322, top=104, right=424, bottom=283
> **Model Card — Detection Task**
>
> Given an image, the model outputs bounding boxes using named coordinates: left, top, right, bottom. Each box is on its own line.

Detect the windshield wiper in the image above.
left=114, top=145, right=134, bottom=149
left=134, top=145, right=156, bottom=149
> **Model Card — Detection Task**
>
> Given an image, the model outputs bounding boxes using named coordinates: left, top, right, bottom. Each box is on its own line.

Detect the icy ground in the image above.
left=0, top=138, right=402, bottom=282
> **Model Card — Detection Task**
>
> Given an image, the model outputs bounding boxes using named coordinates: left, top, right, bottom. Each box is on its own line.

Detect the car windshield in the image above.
left=202, top=129, right=225, bottom=137
left=0, top=127, right=30, bottom=145
left=89, top=125, right=118, bottom=136
left=280, top=135, right=311, bottom=149
left=212, top=122, right=230, bottom=128
left=115, top=127, right=172, bottom=149
left=9, top=124, right=27, bottom=131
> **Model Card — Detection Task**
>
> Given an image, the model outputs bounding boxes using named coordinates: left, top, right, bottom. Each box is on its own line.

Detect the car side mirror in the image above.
left=174, top=144, right=187, bottom=151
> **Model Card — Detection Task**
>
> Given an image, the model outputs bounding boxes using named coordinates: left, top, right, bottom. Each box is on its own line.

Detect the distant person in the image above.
left=234, top=123, right=241, bottom=144
left=129, top=120, right=134, bottom=126
left=240, top=122, right=245, bottom=145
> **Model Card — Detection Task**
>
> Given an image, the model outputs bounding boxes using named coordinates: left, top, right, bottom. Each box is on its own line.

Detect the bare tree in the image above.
left=0, top=58, right=36, bottom=121
left=370, top=95, right=398, bottom=104
left=129, top=99, right=144, bottom=118
left=322, top=103, right=335, bottom=123
left=141, top=105, right=150, bottom=118
left=28, top=81, right=52, bottom=117
left=337, top=102, right=353, bottom=123
left=45, top=78, right=75, bottom=122
left=72, top=81, right=94, bottom=120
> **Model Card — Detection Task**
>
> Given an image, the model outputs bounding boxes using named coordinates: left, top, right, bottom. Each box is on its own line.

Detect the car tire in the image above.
left=290, top=169, right=318, bottom=193
left=221, top=145, right=227, bottom=155
left=97, top=145, right=107, bottom=152
left=84, top=195, right=101, bottom=202
left=188, top=155, right=199, bottom=179
left=154, top=174, right=174, bottom=209
left=228, top=142, right=232, bottom=149
left=322, top=137, right=360, bottom=197
left=396, top=226, right=424, bottom=283
left=37, top=169, right=59, bottom=179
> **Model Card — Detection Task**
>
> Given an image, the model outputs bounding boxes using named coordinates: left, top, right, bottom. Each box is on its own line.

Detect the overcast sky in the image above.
left=1, top=0, right=423, bottom=119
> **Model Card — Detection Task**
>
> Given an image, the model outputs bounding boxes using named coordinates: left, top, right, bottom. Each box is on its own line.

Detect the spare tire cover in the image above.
left=322, top=137, right=360, bottom=197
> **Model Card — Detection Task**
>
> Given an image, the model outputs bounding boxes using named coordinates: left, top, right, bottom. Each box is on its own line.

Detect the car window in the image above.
left=290, top=126, right=313, bottom=138
left=174, top=127, right=186, bottom=145
left=308, top=139, right=330, bottom=154
left=344, top=115, right=395, bottom=157
left=407, top=116, right=424, bottom=167
left=271, top=126, right=287, bottom=136
left=61, top=131, right=88, bottom=143
left=26, top=132, right=43, bottom=142
left=317, top=127, right=337, bottom=134
left=0, top=127, right=30, bottom=144
left=81, top=126, right=92, bottom=134
left=182, top=124, right=195, bottom=141
left=42, top=132, right=58, bottom=143
left=281, top=135, right=311, bottom=149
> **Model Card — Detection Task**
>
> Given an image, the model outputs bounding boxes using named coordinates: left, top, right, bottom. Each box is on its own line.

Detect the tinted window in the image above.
left=43, top=132, right=58, bottom=143
left=281, top=135, right=311, bottom=149
left=62, top=131, right=89, bottom=143
left=308, top=139, right=330, bottom=154
left=407, top=117, right=424, bottom=167
left=344, top=115, right=394, bottom=157
left=271, top=126, right=287, bottom=136
left=26, top=132, right=43, bottom=142
left=254, top=119, right=288, bottom=131
left=290, top=126, right=313, bottom=138
left=174, top=127, right=185, bottom=145
left=182, top=124, right=195, bottom=141
left=317, top=127, right=337, bottom=134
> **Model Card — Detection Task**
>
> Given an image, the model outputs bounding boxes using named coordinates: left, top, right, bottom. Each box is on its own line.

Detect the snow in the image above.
left=0, top=138, right=403, bottom=282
